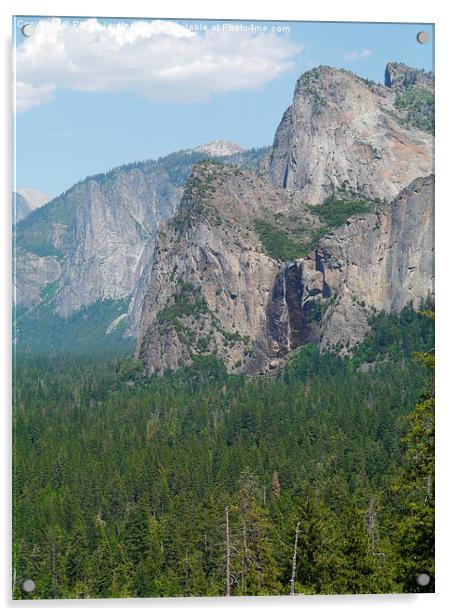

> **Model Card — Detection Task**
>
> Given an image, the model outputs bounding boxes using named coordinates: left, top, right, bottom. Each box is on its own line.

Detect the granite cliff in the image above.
left=14, top=63, right=434, bottom=363
left=135, top=162, right=434, bottom=375
left=14, top=144, right=269, bottom=349
left=266, top=65, right=433, bottom=204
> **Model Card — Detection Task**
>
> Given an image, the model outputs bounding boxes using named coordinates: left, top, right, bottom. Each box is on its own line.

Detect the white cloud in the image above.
left=15, top=82, right=56, bottom=112
left=344, top=48, right=372, bottom=61
left=15, top=18, right=301, bottom=112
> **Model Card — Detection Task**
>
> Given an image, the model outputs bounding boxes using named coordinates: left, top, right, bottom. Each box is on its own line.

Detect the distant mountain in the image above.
left=191, top=139, right=245, bottom=157
left=13, top=143, right=270, bottom=354
left=13, top=188, right=48, bottom=222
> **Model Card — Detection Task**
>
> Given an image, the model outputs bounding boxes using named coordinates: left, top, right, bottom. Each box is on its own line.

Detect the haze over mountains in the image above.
left=14, top=62, right=434, bottom=369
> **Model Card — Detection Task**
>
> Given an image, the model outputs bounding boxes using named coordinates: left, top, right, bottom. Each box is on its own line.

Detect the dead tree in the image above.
left=272, top=471, right=281, bottom=500
left=241, top=521, right=248, bottom=594
left=365, top=498, right=377, bottom=555
left=225, top=506, right=231, bottom=597
left=290, top=520, right=300, bottom=595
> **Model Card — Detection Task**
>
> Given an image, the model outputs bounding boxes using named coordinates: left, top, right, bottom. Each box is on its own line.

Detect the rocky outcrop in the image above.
left=13, top=188, right=48, bottom=222
left=135, top=161, right=323, bottom=374
left=14, top=249, right=61, bottom=307
left=192, top=140, right=245, bottom=157
left=14, top=145, right=269, bottom=340
left=384, top=62, right=434, bottom=93
left=304, top=174, right=435, bottom=350
left=266, top=66, right=433, bottom=204
left=54, top=167, right=180, bottom=320
left=136, top=167, right=434, bottom=375
left=13, top=193, right=32, bottom=223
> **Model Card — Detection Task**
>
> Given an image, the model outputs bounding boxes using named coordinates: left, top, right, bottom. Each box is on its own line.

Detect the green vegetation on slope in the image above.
left=312, top=196, right=371, bottom=229
left=14, top=297, right=133, bottom=357
left=13, top=306, right=434, bottom=598
left=255, top=218, right=327, bottom=261
left=255, top=195, right=373, bottom=262
left=156, top=282, right=209, bottom=328
left=14, top=189, right=79, bottom=256
left=394, top=87, right=435, bottom=134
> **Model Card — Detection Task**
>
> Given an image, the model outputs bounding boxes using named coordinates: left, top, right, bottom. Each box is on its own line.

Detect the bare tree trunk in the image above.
left=241, top=521, right=248, bottom=594
left=226, top=506, right=231, bottom=597
left=290, top=520, right=300, bottom=596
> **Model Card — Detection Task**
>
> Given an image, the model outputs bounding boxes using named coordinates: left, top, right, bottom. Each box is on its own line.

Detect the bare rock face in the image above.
left=14, top=145, right=269, bottom=341
left=267, top=66, right=433, bottom=204
left=384, top=62, right=434, bottom=93
left=15, top=166, right=181, bottom=333
left=306, top=174, right=435, bottom=350
left=136, top=166, right=434, bottom=375
left=266, top=174, right=434, bottom=359
left=135, top=162, right=322, bottom=374
left=13, top=188, right=48, bottom=222
left=14, top=250, right=61, bottom=307
left=54, top=168, right=180, bottom=321
left=192, top=140, right=245, bottom=157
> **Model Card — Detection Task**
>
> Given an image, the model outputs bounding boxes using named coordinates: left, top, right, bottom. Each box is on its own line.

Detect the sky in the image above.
left=13, top=17, right=434, bottom=199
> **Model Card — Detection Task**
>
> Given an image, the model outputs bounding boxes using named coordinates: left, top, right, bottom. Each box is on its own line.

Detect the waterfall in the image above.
left=282, top=263, right=292, bottom=352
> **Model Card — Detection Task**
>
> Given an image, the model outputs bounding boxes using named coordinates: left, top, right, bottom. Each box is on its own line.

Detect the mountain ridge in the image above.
left=14, top=62, right=434, bottom=365
left=135, top=160, right=434, bottom=375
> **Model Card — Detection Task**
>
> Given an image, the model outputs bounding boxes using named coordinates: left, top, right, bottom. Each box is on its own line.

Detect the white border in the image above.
left=1, top=1, right=452, bottom=614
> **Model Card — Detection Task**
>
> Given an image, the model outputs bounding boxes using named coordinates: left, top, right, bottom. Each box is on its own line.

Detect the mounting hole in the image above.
left=416, top=573, right=430, bottom=587
left=21, top=24, right=34, bottom=38
left=21, top=579, right=36, bottom=593
left=416, top=31, right=430, bottom=44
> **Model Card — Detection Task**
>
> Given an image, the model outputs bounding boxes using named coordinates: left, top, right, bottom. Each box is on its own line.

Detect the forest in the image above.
left=12, top=304, right=434, bottom=598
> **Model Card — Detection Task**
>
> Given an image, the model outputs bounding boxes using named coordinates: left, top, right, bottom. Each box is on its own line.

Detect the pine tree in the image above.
left=236, top=469, right=282, bottom=595
left=123, top=499, right=151, bottom=566
left=66, top=520, right=90, bottom=591
left=392, top=326, right=435, bottom=592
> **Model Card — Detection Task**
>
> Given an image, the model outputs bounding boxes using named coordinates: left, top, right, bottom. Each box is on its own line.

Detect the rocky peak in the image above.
left=192, top=139, right=245, bottom=157
left=385, top=62, right=434, bottom=93
left=13, top=188, right=49, bottom=223
left=136, top=165, right=434, bottom=376
left=267, top=64, right=433, bottom=204
left=15, top=188, right=49, bottom=210
left=135, top=161, right=323, bottom=374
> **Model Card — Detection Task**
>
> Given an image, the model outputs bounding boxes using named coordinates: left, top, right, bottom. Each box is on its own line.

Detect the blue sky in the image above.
left=13, top=17, right=434, bottom=199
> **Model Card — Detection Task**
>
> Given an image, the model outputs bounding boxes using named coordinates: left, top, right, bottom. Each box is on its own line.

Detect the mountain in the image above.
left=13, top=144, right=270, bottom=353
left=135, top=162, right=434, bottom=375
left=13, top=188, right=48, bottom=222
left=135, top=161, right=323, bottom=373
left=191, top=139, right=245, bottom=156
left=384, top=62, right=434, bottom=93
left=135, top=64, right=434, bottom=375
left=266, top=65, right=433, bottom=204
left=14, top=63, right=434, bottom=363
